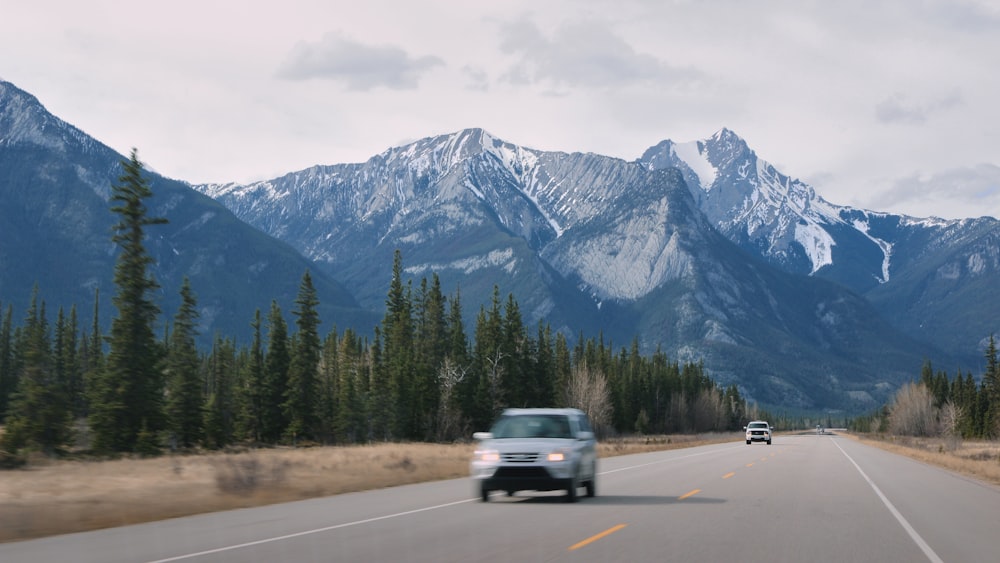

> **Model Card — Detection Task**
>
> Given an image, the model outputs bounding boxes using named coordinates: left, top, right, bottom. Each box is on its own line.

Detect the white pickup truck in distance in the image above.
left=744, top=420, right=772, bottom=445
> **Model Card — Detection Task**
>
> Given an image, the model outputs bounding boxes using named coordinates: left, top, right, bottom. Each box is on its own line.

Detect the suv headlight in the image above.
left=547, top=448, right=571, bottom=462
left=475, top=449, right=500, bottom=463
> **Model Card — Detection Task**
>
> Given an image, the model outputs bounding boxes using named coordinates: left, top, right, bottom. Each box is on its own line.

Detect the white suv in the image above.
left=471, top=408, right=597, bottom=502
left=745, top=420, right=772, bottom=445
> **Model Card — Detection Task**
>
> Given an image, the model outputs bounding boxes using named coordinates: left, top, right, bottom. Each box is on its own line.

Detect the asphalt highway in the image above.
left=2, top=433, right=998, bottom=562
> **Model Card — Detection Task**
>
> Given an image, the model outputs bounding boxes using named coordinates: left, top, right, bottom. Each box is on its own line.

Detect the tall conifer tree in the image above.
left=90, top=149, right=167, bottom=452
left=284, top=271, right=322, bottom=442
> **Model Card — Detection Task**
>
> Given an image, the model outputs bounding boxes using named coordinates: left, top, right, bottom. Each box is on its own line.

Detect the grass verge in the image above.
left=0, top=433, right=735, bottom=543
left=851, top=433, right=1000, bottom=487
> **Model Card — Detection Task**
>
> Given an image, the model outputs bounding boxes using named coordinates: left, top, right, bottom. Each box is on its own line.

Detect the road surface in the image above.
left=2, top=433, right=997, bottom=562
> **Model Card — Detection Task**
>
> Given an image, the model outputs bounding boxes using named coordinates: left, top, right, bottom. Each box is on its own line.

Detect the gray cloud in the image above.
left=497, top=17, right=700, bottom=90
left=276, top=32, right=443, bottom=90
left=875, top=92, right=964, bottom=125
left=870, top=164, right=1000, bottom=219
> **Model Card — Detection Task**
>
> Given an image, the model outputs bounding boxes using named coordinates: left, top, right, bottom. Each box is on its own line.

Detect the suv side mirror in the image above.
left=473, top=432, right=493, bottom=441
left=576, top=431, right=595, bottom=441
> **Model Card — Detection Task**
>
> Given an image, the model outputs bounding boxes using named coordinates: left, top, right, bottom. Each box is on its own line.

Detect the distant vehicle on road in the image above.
left=470, top=408, right=597, bottom=502
left=744, top=420, right=772, bottom=445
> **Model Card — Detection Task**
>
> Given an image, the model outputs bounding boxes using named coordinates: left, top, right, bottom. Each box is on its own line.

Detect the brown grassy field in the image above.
left=851, top=433, right=1000, bottom=487
left=0, top=434, right=733, bottom=543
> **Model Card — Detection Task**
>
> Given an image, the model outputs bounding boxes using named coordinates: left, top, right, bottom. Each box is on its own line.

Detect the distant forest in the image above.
left=0, top=151, right=754, bottom=459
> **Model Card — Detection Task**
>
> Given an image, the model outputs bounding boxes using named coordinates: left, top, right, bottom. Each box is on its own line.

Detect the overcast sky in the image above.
left=3, top=0, right=999, bottom=219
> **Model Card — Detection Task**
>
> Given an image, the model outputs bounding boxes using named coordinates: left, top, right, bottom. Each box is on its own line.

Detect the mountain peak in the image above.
left=0, top=80, right=103, bottom=157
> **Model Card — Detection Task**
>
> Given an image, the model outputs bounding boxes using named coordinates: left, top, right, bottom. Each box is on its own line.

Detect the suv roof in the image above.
left=500, top=408, right=586, bottom=416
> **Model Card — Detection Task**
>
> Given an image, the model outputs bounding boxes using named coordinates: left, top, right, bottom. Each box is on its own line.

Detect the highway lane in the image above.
left=2, top=433, right=998, bottom=562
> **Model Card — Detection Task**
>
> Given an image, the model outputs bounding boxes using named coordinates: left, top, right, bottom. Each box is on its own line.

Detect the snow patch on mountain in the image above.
left=670, top=140, right=717, bottom=190
left=851, top=218, right=893, bottom=283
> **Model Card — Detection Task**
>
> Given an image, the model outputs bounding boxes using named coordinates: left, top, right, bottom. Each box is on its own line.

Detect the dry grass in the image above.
left=0, top=433, right=736, bottom=543
left=852, top=433, right=1000, bottom=487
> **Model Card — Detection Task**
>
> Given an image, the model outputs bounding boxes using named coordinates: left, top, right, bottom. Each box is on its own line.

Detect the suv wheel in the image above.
left=565, top=477, right=579, bottom=503
left=480, top=483, right=490, bottom=502
left=746, top=439, right=751, bottom=445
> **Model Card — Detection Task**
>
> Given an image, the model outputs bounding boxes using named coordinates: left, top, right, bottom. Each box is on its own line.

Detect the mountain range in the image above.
left=2, top=79, right=997, bottom=413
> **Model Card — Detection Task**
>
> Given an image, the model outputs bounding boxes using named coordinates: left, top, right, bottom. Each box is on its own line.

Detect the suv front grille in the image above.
left=494, top=467, right=550, bottom=479
left=501, top=452, right=541, bottom=463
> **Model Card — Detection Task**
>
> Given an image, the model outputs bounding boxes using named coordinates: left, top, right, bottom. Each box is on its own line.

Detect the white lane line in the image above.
left=145, top=498, right=476, bottom=563
left=832, top=439, right=944, bottom=563
left=599, top=444, right=744, bottom=476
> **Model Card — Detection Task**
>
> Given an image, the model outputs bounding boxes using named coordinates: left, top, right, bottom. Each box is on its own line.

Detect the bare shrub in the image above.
left=563, top=364, right=612, bottom=435
left=435, top=357, right=467, bottom=442
left=888, top=383, right=938, bottom=437
left=213, top=454, right=289, bottom=494
left=939, top=401, right=963, bottom=452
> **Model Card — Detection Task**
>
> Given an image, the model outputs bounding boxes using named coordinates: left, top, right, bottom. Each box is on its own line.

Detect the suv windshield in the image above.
left=748, top=422, right=768, bottom=429
left=491, top=414, right=573, bottom=439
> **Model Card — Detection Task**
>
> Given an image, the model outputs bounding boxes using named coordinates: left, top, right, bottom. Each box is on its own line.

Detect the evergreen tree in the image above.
left=242, top=309, right=266, bottom=442
left=0, top=303, right=15, bottom=421
left=59, top=306, right=85, bottom=418
left=413, top=274, right=447, bottom=439
left=283, top=271, right=322, bottom=443
left=164, top=278, right=203, bottom=448
left=80, top=288, right=104, bottom=422
left=90, top=149, right=168, bottom=452
left=382, top=251, right=414, bottom=439
left=1, top=291, right=73, bottom=454
left=203, top=336, right=236, bottom=448
left=262, top=301, right=290, bottom=442
left=983, top=335, right=999, bottom=437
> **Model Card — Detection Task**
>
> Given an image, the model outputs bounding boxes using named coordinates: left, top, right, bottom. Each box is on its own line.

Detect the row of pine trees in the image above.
left=853, top=341, right=1000, bottom=439
left=0, top=150, right=750, bottom=458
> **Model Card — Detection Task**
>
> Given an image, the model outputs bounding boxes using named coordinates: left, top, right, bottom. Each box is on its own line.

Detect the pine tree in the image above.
left=262, top=301, right=290, bottom=442
left=164, top=278, right=203, bottom=448
left=413, top=275, right=446, bottom=439
left=203, top=336, right=236, bottom=448
left=242, top=309, right=266, bottom=442
left=983, top=334, right=999, bottom=437
left=0, top=303, right=15, bottom=421
left=283, top=271, right=322, bottom=443
left=91, top=148, right=168, bottom=453
left=1, top=290, right=73, bottom=455
left=382, top=251, right=414, bottom=439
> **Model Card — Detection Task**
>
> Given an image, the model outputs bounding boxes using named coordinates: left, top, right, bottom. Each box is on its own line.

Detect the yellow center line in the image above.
left=746, top=462, right=754, bottom=467
left=722, top=472, right=735, bottom=479
left=568, top=524, right=627, bottom=551
left=760, top=457, right=768, bottom=462
left=678, top=488, right=701, bottom=500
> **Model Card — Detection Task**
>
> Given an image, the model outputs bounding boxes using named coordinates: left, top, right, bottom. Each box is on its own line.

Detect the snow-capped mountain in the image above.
left=640, top=129, right=1000, bottom=359
left=3, top=76, right=986, bottom=411
left=196, top=128, right=940, bottom=410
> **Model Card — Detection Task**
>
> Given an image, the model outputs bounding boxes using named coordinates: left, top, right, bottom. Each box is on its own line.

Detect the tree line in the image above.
left=0, top=150, right=751, bottom=459
left=853, top=336, right=1000, bottom=439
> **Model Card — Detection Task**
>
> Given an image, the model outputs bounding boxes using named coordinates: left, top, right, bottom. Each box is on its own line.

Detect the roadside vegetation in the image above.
left=850, top=338, right=1000, bottom=486
left=0, top=433, right=736, bottom=542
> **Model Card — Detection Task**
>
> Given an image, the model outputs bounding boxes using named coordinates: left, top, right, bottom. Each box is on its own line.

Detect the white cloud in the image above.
left=276, top=32, right=444, bottom=90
